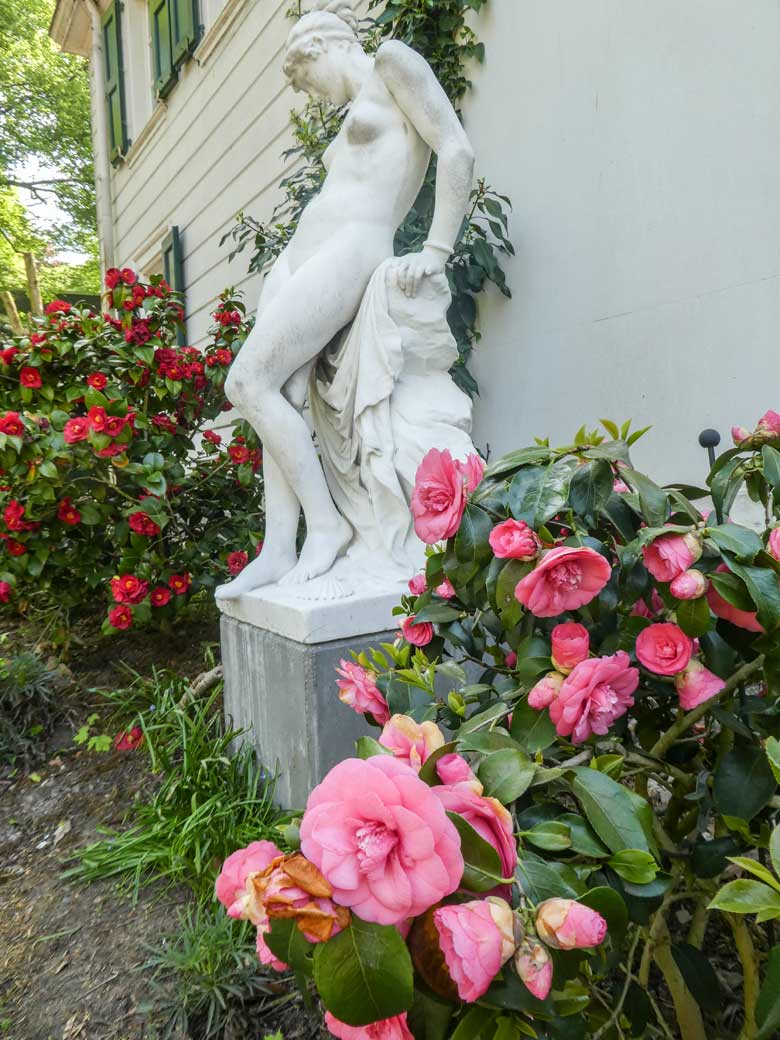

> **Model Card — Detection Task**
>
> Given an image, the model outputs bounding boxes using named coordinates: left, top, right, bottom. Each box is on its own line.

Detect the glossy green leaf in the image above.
left=477, top=748, right=536, bottom=804
left=568, top=459, right=613, bottom=519
left=510, top=698, right=557, bottom=753
left=557, top=813, right=609, bottom=858
left=607, top=849, right=659, bottom=885
left=313, top=918, right=413, bottom=1026
left=713, top=745, right=777, bottom=821
left=265, top=918, right=314, bottom=975
left=708, top=524, right=763, bottom=562
left=508, top=459, right=574, bottom=526
left=523, top=820, right=572, bottom=851
left=671, top=944, right=722, bottom=1012
left=727, top=557, right=780, bottom=630
left=483, top=447, right=553, bottom=479
left=570, top=768, right=655, bottom=856
left=676, top=594, right=712, bottom=638
left=454, top=504, right=494, bottom=566
left=708, top=879, right=780, bottom=916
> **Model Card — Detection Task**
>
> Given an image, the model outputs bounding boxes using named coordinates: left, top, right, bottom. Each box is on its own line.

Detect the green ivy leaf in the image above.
left=313, top=918, right=413, bottom=1026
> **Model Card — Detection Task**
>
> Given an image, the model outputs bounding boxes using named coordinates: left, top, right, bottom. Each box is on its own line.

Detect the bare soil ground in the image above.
left=0, top=617, right=320, bottom=1040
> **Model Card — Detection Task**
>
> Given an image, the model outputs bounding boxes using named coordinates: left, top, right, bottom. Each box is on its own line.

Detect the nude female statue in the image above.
left=216, top=0, right=475, bottom=600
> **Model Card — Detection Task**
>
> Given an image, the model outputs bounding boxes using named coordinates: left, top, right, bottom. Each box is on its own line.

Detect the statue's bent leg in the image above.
left=223, top=235, right=379, bottom=586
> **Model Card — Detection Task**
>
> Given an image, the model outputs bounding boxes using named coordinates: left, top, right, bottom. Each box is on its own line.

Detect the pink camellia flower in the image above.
left=324, top=1012, right=414, bottom=1040
left=300, top=756, right=463, bottom=926
left=528, top=672, right=564, bottom=710
left=706, top=565, right=764, bottom=633
left=642, top=533, right=702, bottom=583
left=551, top=622, right=590, bottom=673
left=515, top=546, right=611, bottom=618
left=410, top=449, right=483, bottom=544
left=670, top=569, right=707, bottom=600
left=401, top=615, right=434, bottom=647
left=631, top=588, right=665, bottom=619
left=758, top=410, right=780, bottom=436
left=435, top=578, right=456, bottom=599
left=549, top=653, right=639, bottom=744
left=675, top=660, right=726, bottom=710
left=768, top=528, right=780, bottom=561
left=489, top=519, right=540, bottom=561
left=435, top=753, right=482, bottom=792
left=433, top=898, right=516, bottom=1003
left=535, top=899, right=608, bottom=950
left=379, top=715, right=445, bottom=771
left=256, top=924, right=287, bottom=972
left=215, top=840, right=283, bottom=919
left=433, top=782, right=517, bottom=883
left=731, top=425, right=750, bottom=446
left=336, top=659, right=390, bottom=724
left=514, top=939, right=553, bottom=1000
left=635, top=623, right=693, bottom=676
left=408, top=573, right=427, bottom=596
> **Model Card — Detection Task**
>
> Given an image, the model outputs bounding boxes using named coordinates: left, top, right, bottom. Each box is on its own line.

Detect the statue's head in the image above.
left=283, top=0, right=361, bottom=104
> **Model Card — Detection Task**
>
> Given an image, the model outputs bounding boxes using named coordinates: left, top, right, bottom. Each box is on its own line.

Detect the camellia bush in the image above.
left=220, top=415, right=780, bottom=1040
left=0, top=269, right=264, bottom=636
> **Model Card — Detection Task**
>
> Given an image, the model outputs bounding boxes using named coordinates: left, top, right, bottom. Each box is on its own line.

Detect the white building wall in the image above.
left=98, top=0, right=780, bottom=483
left=463, top=0, right=780, bottom=485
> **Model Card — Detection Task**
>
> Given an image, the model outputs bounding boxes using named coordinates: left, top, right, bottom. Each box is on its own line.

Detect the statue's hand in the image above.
left=395, top=247, right=448, bottom=298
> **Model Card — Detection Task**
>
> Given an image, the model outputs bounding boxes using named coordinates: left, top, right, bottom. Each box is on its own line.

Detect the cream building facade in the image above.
left=51, top=0, right=780, bottom=484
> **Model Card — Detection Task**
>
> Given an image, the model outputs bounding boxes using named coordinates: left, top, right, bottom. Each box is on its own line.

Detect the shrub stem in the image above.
left=726, top=913, right=759, bottom=1039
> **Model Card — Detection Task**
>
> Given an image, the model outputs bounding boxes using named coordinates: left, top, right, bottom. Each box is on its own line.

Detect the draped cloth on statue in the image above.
left=308, top=259, right=476, bottom=581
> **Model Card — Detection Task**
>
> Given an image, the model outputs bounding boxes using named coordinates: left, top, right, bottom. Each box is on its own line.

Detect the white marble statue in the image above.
left=216, top=0, right=477, bottom=602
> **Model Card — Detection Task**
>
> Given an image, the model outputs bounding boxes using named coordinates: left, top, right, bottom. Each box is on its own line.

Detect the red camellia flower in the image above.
left=0, top=346, right=20, bottom=365
left=104, top=268, right=122, bottom=289
left=227, top=550, right=248, bottom=576
left=4, top=500, right=27, bottom=532
left=110, top=574, right=149, bottom=605
left=6, top=539, right=27, bottom=556
left=150, top=586, right=172, bottom=607
left=203, top=429, right=222, bottom=445
left=57, top=497, right=82, bottom=525
left=108, top=604, right=133, bottom=630
left=88, top=405, right=108, bottom=432
left=96, top=442, right=127, bottom=458
left=168, top=573, right=191, bottom=595
left=103, top=414, right=127, bottom=438
left=44, top=300, right=72, bottom=315
left=128, top=511, right=160, bottom=537
left=151, top=413, right=177, bottom=434
left=120, top=267, right=137, bottom=285
left=87, top=373, right=108, bottom=390
left=114, top=725, right=144, bottom=750
left=19, top=367, right=42, bottom=389
left=0, top=581, right=12, bottom=603
left=215, top=348, right=233, bottom=365
left=63, top=417, right=90, bottom=444
left=29, top=333, right=47, bottom=346
left=228, top=444, right=251, bottom=465
left=0, top=412, right=24, bottom=436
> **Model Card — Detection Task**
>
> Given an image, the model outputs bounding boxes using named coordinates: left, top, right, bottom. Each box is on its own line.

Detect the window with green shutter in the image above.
left=150, top=0, right=200, bottom=98
left=102, top=2, right=129, bottom=164
left=150, top=0, right=177, bottom=98
left=162, top=226, right=186, bottom=346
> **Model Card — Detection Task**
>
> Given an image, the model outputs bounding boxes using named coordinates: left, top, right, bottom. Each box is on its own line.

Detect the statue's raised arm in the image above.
left=216, top=0, right=481, bottom=603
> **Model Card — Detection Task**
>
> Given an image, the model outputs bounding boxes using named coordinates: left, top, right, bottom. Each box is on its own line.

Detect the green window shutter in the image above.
left=162, top=226, right=186, bottom=346
left=102, top=1, right=129, bottom=163
left=171, top=0, right=200, bottom=66
left=150, top=0, right=177, bottom=98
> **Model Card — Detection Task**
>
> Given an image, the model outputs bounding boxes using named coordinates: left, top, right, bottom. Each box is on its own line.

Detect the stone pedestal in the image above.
left=219, top=581, right=406, bottom=808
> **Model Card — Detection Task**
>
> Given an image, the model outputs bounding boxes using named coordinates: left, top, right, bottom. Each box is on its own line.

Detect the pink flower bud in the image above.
left=642, top=533, right=703, bottom=583
left=670, top=569, right=707, bottom=600
left=489, top=519, right=540, bottom=561
left=401, top=615, right=434, bottom=647
left=435, top=578, right=456, bottom=599
left=528, top=672, right=564, bottom=710
left=535, top=899, right=607, bottom=950
left=379, top=715, right=445, bottom=771
left=769, top=528, right=780, bottom=561
left=758, top=410, right=780, bottom=436
left=434, top=898, right=516, bottom=1002
left=408, top=573, right=427, bottom=596
left=514, top=939, right=553, bottom=1000
left=550, top=622, right=590, bottom=673
left=731, top=425, right=751, bottom=446
left=675, top=659, right=725, bottom=710
left=505, top=651, right=518, bottom=668
left=435, top=752, right=482, bottom=792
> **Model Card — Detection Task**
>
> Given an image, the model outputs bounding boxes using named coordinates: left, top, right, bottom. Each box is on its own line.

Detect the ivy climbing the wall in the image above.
left=222, top=0, right=512, bottom=396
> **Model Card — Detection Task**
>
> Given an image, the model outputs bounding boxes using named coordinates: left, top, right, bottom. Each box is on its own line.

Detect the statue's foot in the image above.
left=278, top=516, right=352, bottom=586
left=215, top=547, right=297, bottom=601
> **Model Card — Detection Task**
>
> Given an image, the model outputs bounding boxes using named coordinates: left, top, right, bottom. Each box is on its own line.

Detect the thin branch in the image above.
left=591, top=927, right=641, bottom=1040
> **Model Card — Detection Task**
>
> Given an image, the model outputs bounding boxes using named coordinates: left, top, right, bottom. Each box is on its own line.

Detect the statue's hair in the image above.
left=283, top=0, right=360, bottom=81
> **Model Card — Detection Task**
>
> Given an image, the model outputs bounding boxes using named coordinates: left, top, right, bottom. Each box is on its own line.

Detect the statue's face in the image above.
left=290, top=42, right=351, bottom=106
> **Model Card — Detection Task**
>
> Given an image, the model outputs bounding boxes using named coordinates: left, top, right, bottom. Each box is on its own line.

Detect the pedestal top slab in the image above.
left=216, top=575, right=408, bottom=644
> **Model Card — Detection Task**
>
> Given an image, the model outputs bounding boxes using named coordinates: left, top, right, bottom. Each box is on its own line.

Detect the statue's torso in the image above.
left=287, top=68, right=432, bottom=266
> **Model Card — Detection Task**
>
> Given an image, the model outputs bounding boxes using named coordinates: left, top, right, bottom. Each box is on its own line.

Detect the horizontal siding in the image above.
left=110, top=0, right=297, bottom=344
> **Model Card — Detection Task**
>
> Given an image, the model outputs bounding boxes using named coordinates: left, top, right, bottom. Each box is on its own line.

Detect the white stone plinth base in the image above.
left=220, top=613, right=396, bottom=808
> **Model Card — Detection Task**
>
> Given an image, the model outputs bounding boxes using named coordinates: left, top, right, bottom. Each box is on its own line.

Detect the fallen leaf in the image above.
left=53, top=819, right=72, bottom=845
